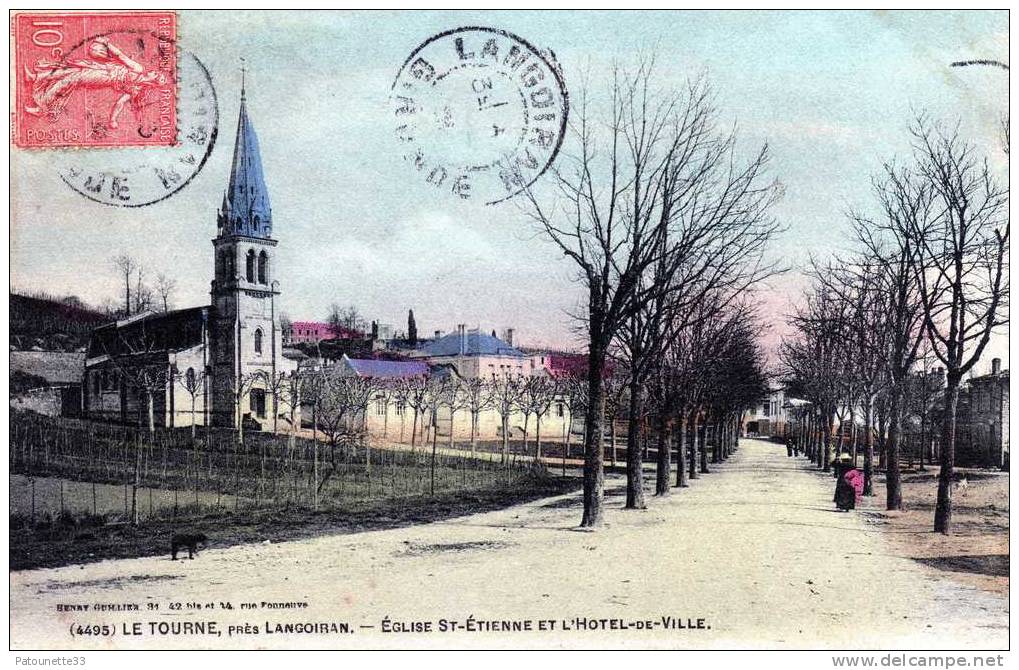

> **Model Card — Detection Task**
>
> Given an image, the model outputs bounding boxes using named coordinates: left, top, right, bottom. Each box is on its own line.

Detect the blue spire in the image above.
left=219, top=71, right=272, bottom=238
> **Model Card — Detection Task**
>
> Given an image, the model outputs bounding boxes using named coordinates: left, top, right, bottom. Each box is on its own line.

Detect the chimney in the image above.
left=434, top=330, right=442, bottom=339
left=992, top=358, right=1001, bottom=375
left=459, top=324, right=466, bottom=355
left=505, top=328, right=514, bottom=346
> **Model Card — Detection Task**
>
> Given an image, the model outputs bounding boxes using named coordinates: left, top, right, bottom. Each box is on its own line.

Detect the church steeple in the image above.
left=218, top=70, right=272, bottom=239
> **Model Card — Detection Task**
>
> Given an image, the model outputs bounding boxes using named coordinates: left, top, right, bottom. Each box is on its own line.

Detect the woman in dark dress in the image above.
left=832, top=455, right=856, bottom=511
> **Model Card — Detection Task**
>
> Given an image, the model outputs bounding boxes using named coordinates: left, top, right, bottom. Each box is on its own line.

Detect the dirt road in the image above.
left=10, top=439, right=1007, bottom=649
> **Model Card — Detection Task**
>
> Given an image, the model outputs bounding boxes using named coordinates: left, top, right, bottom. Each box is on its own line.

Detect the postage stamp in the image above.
left=391, top=26, right=569, bottom=205
left=13, top=12, right=178, bottom=148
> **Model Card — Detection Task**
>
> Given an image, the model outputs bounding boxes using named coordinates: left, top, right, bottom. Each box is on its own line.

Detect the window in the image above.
left=101, top=369, right=109, bottom=391
left=557, top=402, right=564, bottom=417
left=246, top=249, right=256, bottom=282
left=258, top=251, right=268, bottom=284
left=185, top=367, right=196, bottom=388
left=396, top=401, right=406, bottom=417
left=254, top=328, right=263, bottom=355
left=253, top=215, right=260, bottom=232
left=375, top=397, right=387, bottom=416
left=92, top=373, right=100, bottom=395
left=250, top=389, right=266, bottom=419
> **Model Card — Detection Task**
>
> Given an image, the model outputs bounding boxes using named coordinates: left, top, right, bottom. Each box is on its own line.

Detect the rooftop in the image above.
left=342, top=356, right=429, bottom=379
left=419, top=330, right=525, bottom=358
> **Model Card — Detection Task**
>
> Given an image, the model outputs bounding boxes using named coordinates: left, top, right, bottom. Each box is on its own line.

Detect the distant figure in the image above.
left=786, top=436, right=794, bottom=457
left=832, top=455, right=862, bottom=511
left=171, top=532, right=208, bottom=560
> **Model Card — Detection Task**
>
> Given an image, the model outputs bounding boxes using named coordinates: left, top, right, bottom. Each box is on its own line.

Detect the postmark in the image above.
left=14, top=12, right=178, bottom=148
left=391, top=26, right=568, bottom=206
left=56, top=43, right=218, bottom=207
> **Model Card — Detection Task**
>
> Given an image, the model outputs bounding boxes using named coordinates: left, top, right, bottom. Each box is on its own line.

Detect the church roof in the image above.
left=419, top=330, right=525, bottom=358
left=219, top=78, right=272, bottom=239
left=86, top=307, right=208, bottom=360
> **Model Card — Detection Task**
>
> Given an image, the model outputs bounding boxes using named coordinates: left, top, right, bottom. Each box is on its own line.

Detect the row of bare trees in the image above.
left=519, top=59, right=782, bottom=526
left=782, top=116, right=1008, bottom=534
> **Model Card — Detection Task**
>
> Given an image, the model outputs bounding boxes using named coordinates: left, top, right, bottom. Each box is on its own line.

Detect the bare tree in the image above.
left=519, top=374, right=559, bottom=464
left=174, top=365, right=206, bottom=439
left=327, top=303, right=367, bottom=336
left=519, top=63, right=781, bottom=526
left=461, top=377, right=492, bottom=456
left=111, top=254, right=137, bottom=316
left=489, top=374, right=524, bottom=463
left=154, top=273, right=176, bottom=313
left=907, top=119, right=1009, bottom=533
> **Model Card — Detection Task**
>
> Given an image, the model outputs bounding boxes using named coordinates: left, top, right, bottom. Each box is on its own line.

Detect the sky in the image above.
left=10, top=10, right=1010, bottom=369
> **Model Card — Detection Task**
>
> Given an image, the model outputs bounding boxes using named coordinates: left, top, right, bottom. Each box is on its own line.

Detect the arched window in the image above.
left=185, top=367, right=196, bottom=388
left=246, top=249, right=255, bottom=282
left=252, top=215, right=260, bottom=232
left=258, top=251, right=268, bottom=284
left=254, top=328, right=263, bottom=355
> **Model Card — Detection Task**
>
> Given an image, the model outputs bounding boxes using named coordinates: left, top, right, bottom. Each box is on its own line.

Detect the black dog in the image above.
left=171, top=533, right=208, bottom=560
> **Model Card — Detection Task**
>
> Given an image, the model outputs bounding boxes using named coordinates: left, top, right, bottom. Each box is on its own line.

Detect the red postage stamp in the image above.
left=12, top=12, right=177, bottom=148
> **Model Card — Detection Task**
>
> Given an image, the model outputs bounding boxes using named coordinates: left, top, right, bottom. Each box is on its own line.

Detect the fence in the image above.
left=9, top=411, right=533, bottom=527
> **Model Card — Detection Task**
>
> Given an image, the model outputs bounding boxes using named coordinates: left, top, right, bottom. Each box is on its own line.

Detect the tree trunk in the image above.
left=654, top=415, right=670, bottom=496
left=470, top=412, right=478, bottom=456
left=676, top=414, right=688, bottom=488
left=689, top=412, right=699, bottom=480
left=580, top=338, right=607, bottom=528
left=501, top=413, right=510, bottom=464
left=534, top=416, right=543, bottom=463
left=699, top=422, right=709, bottom=474
left=430, top=409, right=438, bottom=495
left=610, top=416, right=617, bottom=467
left=885, top=386, right=905, bottom=511
left=863, top=397, right=875, bottom=496
left=934, top=378, right=961, bottom=533
left=625, top=382, right=645, bottom=509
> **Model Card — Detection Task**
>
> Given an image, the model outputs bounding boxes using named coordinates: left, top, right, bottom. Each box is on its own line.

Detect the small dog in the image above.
left=171, top=533, right=208, bottom=560
left=954, top=477, right=969, bottom=496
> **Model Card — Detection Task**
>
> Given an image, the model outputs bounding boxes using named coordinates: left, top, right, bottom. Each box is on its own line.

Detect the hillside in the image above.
left=9, top=292, right=111, bottom=352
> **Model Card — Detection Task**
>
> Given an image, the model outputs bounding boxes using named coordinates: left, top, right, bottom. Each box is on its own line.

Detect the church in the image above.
left=83, top=83, right=297, bottom=430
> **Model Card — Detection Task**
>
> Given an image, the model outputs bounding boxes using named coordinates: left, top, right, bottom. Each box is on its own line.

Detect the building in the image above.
left=957, top=358, right=1009, bottom=468
left=10, top=350, right=85, bottom=417
left=742, top=387, right=792, bottom=438
left=410, top=325, right=534, bottom=379
left=283, top=321, right=361, bottom=346
left=83, top=81, right=296, bottom=430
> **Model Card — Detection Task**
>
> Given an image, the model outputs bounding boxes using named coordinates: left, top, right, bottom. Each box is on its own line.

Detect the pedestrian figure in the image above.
left=832, top=454, right=862, bottom=511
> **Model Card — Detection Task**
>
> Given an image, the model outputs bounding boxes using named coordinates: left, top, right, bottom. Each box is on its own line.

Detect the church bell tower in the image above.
left=210, top=76, right=281, bottom=428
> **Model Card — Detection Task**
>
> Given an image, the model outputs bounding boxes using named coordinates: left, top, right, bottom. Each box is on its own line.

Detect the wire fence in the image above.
left=10, top=411, right=535, bottom=529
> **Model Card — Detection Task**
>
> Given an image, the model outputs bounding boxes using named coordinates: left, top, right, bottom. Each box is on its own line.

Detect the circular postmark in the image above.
left=391, top=26, right=568, bottom=206
left=57, top=31, right=218, bottom=207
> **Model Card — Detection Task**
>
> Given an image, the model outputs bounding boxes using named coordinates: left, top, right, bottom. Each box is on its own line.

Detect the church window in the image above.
left=258, top=251, right=268, bottom=284
left=251, top=389, right=266, bottom=419
left=254, top=328, right=263, bottom=355
left=246, top=249, right=256, bottom=282
left=253, top=215, right=260, bottom=232
left=185, top=367, right=196, bottom=388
